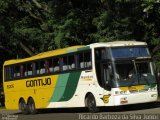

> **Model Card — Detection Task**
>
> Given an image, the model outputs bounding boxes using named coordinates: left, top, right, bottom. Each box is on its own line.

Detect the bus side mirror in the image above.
left=152, top=61, right=160, bottom=78
left=152, top=60, right=160, bottom=97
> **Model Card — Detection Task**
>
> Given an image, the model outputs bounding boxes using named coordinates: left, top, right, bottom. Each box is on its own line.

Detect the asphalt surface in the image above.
left=0, top=102, right=160, bottom=120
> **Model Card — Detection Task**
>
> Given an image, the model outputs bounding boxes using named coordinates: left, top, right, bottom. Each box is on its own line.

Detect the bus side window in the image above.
left=4, top=67, right=7, bottom=81
left=35, top=62, right=40, bottom=75
left=46, top=59, right=53, bottom=74
left=68, top=55, right=75, bottom=70
left=78, top=53, right=84, bottom=68
left=77, top=51, right=91, bottom=69
left=27, top=63, right=33, bottom=76
left=5, top=67, right=11, bottom=81
left=14, top=65, right=20, bottom=78
left=53, top=58, right=60, bottom=72
left=62, top=56, right=68, bottom=71
left=39, top=61, right=46, bottom=74
left=21, top=64, right=26, bottom=77
left=11, top=66, right=14, bottom=79
left=84, top=52, right=91, bottom=68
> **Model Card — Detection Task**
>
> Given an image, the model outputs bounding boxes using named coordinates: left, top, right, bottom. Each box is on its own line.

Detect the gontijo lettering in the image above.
left=26, top=78, right=51, bottom=87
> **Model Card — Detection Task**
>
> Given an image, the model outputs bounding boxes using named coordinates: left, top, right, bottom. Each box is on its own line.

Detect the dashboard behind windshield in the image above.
left=114, top=60, right=156, bottom=87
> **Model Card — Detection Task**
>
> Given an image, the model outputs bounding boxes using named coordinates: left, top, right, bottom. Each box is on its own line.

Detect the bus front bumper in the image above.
left=112, top=92, right=158, bottom=106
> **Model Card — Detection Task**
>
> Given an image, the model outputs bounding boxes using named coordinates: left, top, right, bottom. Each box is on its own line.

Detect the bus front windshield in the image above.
left=114, top=60, right=156, bottom=87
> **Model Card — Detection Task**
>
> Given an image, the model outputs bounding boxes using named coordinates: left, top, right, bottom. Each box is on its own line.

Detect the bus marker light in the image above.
left=151, top=94, right=157, bottom=97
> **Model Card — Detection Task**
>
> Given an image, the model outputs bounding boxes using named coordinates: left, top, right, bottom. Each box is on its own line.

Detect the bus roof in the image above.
left=4, top=41, right=147, bottom=66
left=89, top=41, right=147, bottom=48
left=4, top=45, right=85, bottom=65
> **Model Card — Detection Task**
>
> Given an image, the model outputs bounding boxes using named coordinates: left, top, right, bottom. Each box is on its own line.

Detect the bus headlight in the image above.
left=151, top=94, right=157, bottom=97
left=150, top=87, right=157, bottom=91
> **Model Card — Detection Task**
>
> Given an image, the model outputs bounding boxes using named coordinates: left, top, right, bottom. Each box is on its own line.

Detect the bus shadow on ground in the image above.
left=101, top=102, right=160, bottom=112
left=15, top=102, right=160, bottom=115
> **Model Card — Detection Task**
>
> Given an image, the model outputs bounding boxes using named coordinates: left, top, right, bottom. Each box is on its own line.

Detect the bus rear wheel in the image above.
left=19, top=99, right=29, bottom=115
left=28, top=98, right=37, bottom=114
left=85, top=94, right=99, bottom=113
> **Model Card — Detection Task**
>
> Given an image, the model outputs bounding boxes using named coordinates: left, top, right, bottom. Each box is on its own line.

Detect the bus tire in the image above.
left=85, top=94, right=99, bottom=113
left=28, top=98, right=37, bottom=114
left=19, top=99, right=29, bottom=115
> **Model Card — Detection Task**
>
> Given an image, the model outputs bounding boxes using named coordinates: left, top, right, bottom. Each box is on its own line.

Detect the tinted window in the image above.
left=14, top=66, right=20, bottom=78
left=39, top=61, right=46, bottom=74
left=53, top=58, right=60, bottom=72
left=27, top=63, right=33, bottom=76
left=111, top=47, right=150, bottom=58
left=77, top=51, right=92, bottom=69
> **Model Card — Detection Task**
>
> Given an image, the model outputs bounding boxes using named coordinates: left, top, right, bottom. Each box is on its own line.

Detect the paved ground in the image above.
left=0, top=102, right=160, bottom=120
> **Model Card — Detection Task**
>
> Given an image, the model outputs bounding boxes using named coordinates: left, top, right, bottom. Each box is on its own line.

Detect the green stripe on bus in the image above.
left=77, top=46, right=90, bottom=51
left=59, top=71, right=81, bottom=101
left=144, top=84, right=156, bottom=89
left=50, top=73, right=70, bottom=102
left=66, top=46, right=90, bottom=53
left=66, top=48, right=80, bottom=53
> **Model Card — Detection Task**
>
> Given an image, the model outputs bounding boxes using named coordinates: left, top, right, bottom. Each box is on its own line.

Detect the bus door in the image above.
left=102, top=63, right=112, bottom=91
left=95, top=48, right=112, bottom=92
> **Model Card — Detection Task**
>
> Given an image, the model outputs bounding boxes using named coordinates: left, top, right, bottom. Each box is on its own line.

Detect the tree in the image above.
left=0, top=0, right=160, bottom=64
left=1, top=0, right=160, bottom=84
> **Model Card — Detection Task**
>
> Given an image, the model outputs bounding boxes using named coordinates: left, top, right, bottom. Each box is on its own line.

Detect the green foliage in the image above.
left=0, top=0, right=160, bottom=68
left=1, top=0, right=160, bottom=84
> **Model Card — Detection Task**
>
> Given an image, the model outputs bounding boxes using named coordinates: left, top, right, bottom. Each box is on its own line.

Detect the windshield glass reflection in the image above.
left=114, top=60, right=156, bottom=87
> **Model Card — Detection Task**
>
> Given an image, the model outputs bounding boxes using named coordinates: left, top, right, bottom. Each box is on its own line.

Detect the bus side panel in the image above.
left=4, top=81, right=21, bottom=109
left=47, top=71, right=105, bottom=108
left=35, top=75, right=59, bottom=108
left=5, top=91, right=20, bottom=110
left=4, top=74, right=59, bottom=110
left=49, top=71, right=81, bottom=102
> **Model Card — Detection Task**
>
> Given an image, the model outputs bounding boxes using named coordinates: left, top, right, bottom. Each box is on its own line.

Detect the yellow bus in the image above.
left=3, top=41, right=158, bottom=114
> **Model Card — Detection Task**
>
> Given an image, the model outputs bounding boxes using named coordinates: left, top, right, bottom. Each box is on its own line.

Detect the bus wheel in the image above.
left=19, top=99, right=29, bottom=114
left=85, top=94, right=99, bottom=113
left=28, top=98, right=37, bottom=114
